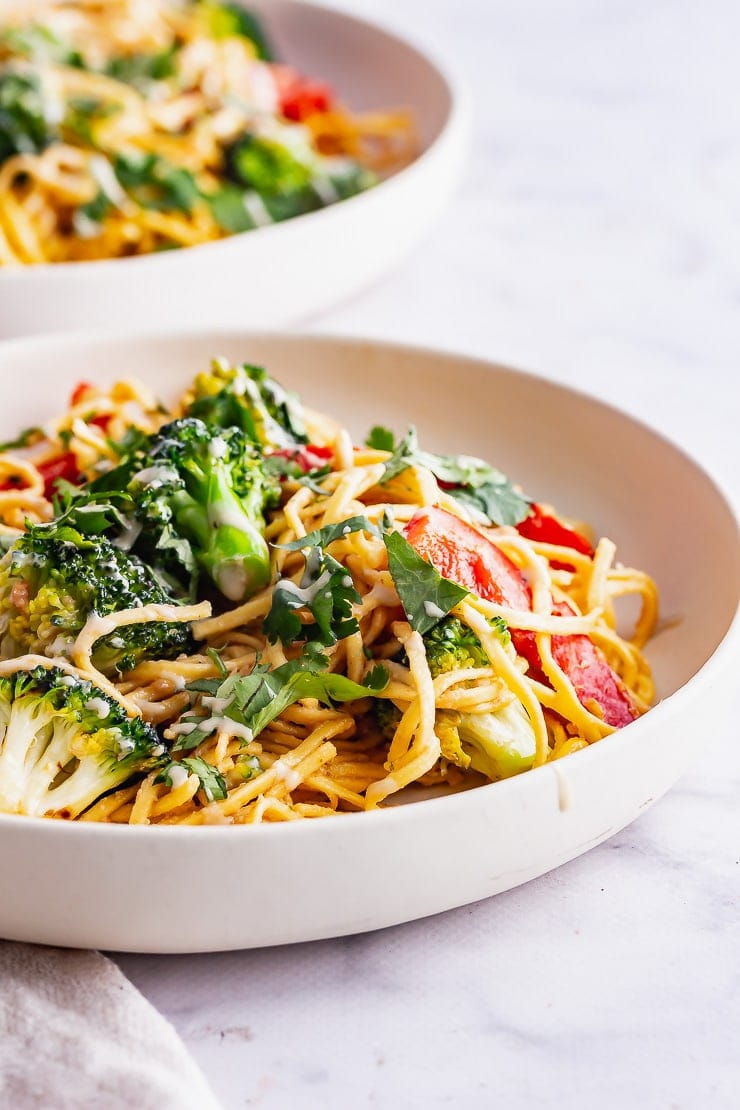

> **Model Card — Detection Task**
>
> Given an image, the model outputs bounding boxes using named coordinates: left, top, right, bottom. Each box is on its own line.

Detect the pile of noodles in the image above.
left=0, top=0, right=415, bottom=265
left=0, top=373, right=658, bottom=825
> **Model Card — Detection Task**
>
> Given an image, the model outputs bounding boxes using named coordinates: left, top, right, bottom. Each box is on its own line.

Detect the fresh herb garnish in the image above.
left=185, top=644, right=388, bottom=742
left=278, top=515, right=380, bottom=552
left=114, top=151, right=200, bottom=213
left=381, top=426, right=530, bottom=527
left=383, top=530, right=469, bottom=635
left=0, top=426, right=44, bottom=452
left=157, top=757, right=227, bottom=802
left=263, top=548, right=361, bottom=647
left=365, top=425, right=397, bottom=452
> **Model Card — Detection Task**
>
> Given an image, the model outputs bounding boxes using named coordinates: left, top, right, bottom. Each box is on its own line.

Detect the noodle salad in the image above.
left=0, top=0, right=414, bottom=265
left=0, top=360, right=658, bottom=824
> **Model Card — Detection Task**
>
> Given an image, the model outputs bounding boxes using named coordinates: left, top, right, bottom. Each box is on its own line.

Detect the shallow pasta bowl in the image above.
left=0, top=0, right=467, bottom=338
left=0, top=330, right=738, bottom=953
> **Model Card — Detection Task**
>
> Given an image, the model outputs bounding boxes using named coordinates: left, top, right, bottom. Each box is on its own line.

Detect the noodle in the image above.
left=0, top=0, right=415, bottom=265
left=0, top=362, right=659, bottom=825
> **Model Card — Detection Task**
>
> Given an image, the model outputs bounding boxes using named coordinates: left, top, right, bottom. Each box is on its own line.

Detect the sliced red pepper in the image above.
left=89, top=413, right=111, bottom=433
left=269, top=444, right=333, bottom=475
left=272, top=64, right=334, bottom=121
left=37, top=453, right=80, bottom=499
left=70, top=381, right=95, bottom=407
left=516, top=503, right=594, bottom=571
left=404, top=506, right=636, bottom=728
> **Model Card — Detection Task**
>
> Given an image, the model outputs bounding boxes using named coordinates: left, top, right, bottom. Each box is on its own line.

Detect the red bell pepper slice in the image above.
left=404, top=507, right=636, bottom=728
left=516, top=503, right=594, bottom=571
left=268, top=444, right=333, bottom=475
left=37, top=453, right=81, bottom=499
left=272, top=65, right=334, bottom=122
left=70, top=381, right=94, bottom=406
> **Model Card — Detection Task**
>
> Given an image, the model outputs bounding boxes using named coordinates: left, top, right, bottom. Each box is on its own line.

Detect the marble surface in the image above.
left=116, top=1, right=740, bottom=1106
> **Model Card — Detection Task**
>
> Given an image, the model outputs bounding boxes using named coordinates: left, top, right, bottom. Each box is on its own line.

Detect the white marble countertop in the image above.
left=116, top=1, right=740, bottom=1106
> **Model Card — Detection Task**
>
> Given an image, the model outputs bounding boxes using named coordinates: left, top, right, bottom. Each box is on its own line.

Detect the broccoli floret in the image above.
left=374, top=697, right=403, bottom=742
left=185, top=359, right=308, bottom=449
left=0, top=665, right=165, bottom=818
left=223, top=132, right=376, bottom=223
left=91, top=418, right=280, bottom=601
left=423, top=617, right=498, bottom=675
left=423, top=616, right=535, bottom=780
left=0, top=523, right=194, bottom=676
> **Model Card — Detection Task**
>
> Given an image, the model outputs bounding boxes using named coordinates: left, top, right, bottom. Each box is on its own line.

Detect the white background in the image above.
left=117, top=2, right=740, bottom=1106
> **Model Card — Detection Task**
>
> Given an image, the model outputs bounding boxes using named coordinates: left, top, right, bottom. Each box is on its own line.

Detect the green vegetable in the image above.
left=424, top=616, right=535, bottom=780
left=2, top=25, right=83, bottom=68
left=0, top=426, right=44, bottom=452
left=0, top=665, right=165, bottom=818
left=278, top=515, right=380, bottom=552
left=0, top=70, right=50, bottom=163
left=89, top=418, right=280, bottom=602
left=206, top=184, right=256, bottom=233
left=263, top=547, right=361, bottom=647
left=365, top=426, right=396, bottom=452
left=423, top=616, right=509, bottom=675
left=0, top=519, right=195, bottom=675
left=186, top=359, right=307, bottom=449
left=200, top=2, right=274, bottom=59
left=157, top=756, right=227, bottom=802
left=62, top=96, right=120, bottom=147
left=383, top=530, right=468, bottom=635
left=382, top=427, right=531, bottom=527
left=181, top=644, right=388, bottom=746
left=105, top=47, right=178, bottom=90
left=114, top=151, right=200, bottom=213
left=226, top=134, right=312, bottom=195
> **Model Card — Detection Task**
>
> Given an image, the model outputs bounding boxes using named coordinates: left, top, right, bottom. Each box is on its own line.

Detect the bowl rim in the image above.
left=0, top=0, right=469, bottom=283
left=0, top=327, right=737, bottom=840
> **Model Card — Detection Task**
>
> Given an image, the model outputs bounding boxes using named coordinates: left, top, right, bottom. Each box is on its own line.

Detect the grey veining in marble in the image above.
left=115, top=2, right=740, bottom=1107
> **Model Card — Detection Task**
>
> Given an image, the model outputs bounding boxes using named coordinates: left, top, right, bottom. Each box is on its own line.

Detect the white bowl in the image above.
left=0, top=0, right=467, bottom=338
left=0, top=331, right=737, bottom=952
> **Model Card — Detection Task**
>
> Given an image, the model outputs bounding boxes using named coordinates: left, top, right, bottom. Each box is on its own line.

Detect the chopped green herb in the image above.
left=384, top=530, right=469, bottom=635
left=382, top=427, right=531, bottom=526
left=278, top=515, right=380, bottom=552
left=365, top=425, right=396, bottom=452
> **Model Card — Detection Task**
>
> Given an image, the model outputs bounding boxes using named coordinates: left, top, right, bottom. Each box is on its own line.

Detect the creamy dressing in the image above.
left=112, top=517, right=143, bottom=552
left=216, top=561, right=248, bottom=602
left=271, top=759, right=301, bottom=791
left=85, top=697, right=110, bottom=719
left=167, top=764, right=190, bottom=790
left=131, top=465, right=179, bottom=488
left=277, top=570, right=332, bottom=607
left=208, top=436, right=228, bottom=460
left=423, top=601, right=446, bottom=621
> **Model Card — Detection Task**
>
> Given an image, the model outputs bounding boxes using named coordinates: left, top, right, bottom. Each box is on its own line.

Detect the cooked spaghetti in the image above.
left=0, top=0, right=415, bottom=265
left=0, top=360, right=658, bottom=824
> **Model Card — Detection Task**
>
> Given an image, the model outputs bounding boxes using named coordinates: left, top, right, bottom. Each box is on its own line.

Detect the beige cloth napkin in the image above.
left=0, top=942, right=221, bottom=1110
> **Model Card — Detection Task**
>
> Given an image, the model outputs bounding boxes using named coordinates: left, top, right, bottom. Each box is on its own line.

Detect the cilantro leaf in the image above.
left=114, top=151, right=200, bottom=213
left=380, top=426, right=530, bottom=527
left=365, top=425, right=397, bottom=452
left=384, top=530, right=469, bottom=635
left=207, top=185, right=255, bottom=233
left=157, top=757, right=227, bottom=802
left=278, top=515, right=380, bottom=552
left=186, top=644, right=389, bottom=740
left=0, top=426, right=44, bottom=452
left=448, top=481, right=531, bottom=528
left=263, top=547, right=360, bottom=647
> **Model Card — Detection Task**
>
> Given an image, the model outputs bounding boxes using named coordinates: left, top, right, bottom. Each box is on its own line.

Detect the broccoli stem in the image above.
left=172, top=458, right=271, bottom=600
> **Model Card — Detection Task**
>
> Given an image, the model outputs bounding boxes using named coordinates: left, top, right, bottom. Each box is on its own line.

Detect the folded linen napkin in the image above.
left=0, top=942, right=221, bottom=1110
